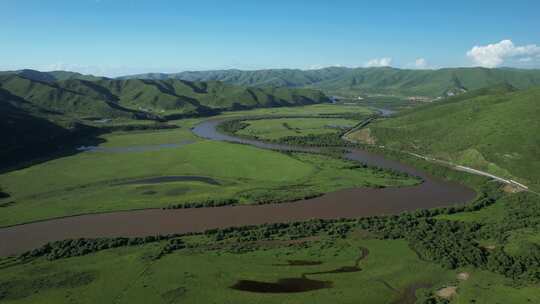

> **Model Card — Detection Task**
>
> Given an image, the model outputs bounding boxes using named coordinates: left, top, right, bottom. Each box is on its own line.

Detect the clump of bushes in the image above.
left=273, top=133, right=350, bottom=147
left=159, top=238, right=187, bottom=257
left=164, top=198, right=239, bottom=209
left=239, top=187, right=322, bottom=205
left=101, top=123, right=178, bottom=132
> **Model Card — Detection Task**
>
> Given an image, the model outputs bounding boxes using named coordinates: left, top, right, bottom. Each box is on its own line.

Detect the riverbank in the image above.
left=0, top=116, right=475, bottom=256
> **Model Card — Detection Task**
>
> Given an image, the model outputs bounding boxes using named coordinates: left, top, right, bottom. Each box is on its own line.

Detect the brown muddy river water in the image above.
left=0, top=117, right=475, bottom=256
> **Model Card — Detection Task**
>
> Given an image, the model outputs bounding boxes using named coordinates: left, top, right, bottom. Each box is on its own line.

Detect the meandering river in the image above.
left=0, top=117, right=475, bottom=256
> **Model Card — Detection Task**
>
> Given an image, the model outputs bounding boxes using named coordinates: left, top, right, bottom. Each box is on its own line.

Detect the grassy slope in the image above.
left=316, top=67, right=540, bottom=97
left=364, top=85, right=540, bottom=189
left=0, top=75, right=329, bottom=121
left=6, top=67, right=540, bottom=97
left=0, top=88, right=71, bottom=153
left=0, top=87, right=98, bottom=171
left=0, top=75, right=131, bottom=119
left=121, top=67, right=540, bottom=97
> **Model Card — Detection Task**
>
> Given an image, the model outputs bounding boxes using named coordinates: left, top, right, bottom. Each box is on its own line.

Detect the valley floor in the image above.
left=0, top=103, right=539, bottom=304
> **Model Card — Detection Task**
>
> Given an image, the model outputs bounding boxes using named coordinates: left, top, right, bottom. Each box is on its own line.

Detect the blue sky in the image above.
left=2, top=0, right=540, bottom=76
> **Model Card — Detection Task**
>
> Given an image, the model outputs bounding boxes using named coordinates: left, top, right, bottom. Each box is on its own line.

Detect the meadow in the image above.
left=0, top=104, right=416, bottom=227
left=0, top=233, right=456, bottom=304
left=235, top=117, right=358, bottom=140
left=2, top=220, right=538, bottom=304
left=215, top=103, right=374, bottom=117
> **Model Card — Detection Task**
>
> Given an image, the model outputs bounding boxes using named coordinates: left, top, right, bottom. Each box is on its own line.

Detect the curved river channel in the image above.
left=0, top=118, right=476, bottom=256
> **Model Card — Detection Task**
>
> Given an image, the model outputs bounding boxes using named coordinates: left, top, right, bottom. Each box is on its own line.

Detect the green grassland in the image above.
left=337, top=95, right=419, bottom=111
left=357, top=85, right=540, bottom=190
left=0, top=234, right=456, bottom=304
left=236, top=117, right=358, bottom=140
left=0, top=105, right=416, bottom=226
left=453, top=268, right=540, bottom=304
left=1, top=98, right=539, bottom=303
left=2, top=225, right=538, bottom=304
left=216, top=103, right=374, bottom=117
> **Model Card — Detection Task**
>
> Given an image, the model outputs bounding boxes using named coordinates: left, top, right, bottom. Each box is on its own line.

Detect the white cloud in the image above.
left=365, top=57, right=392, bottom=67
left=466, top=39, right=540, bottom=68
left=414, top=58, right=428, bottom=69
left=306, top=64, right=346, bottom=70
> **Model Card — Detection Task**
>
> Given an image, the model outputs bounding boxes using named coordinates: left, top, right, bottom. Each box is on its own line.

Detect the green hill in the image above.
left=0, top=69, right=107, bottom=83
left=0, top=87, right=89, bottom=170
left=0, top=75, right=329, bottom=168
left=120, top=67, right=540, bottom=97
left=360, top=85, right=540, bottom=189
left=0, top=75, right=139, bottom=119
left=7, top=67, right=540, bottom=98
left=0, top=75, right=329, bottom=120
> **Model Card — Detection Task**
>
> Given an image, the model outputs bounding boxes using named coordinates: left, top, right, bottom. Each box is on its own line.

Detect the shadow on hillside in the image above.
left=0, top=128, right=106, bottom=175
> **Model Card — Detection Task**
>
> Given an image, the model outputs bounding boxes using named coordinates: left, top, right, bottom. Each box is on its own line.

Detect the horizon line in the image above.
left=2, top=65, right=539, bottom=78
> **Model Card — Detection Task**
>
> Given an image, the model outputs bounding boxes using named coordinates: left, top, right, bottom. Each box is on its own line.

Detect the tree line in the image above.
left=18, top=177, right=539, bottom=283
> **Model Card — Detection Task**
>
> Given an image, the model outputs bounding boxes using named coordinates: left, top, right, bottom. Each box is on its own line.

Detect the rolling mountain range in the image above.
left=5, top=67, right=540, bottom=98
left=0, top=69, right=107, bottom=83
left=0, top=74, right=329, bottom=120
left=118, top=67, right=540, bottom=97
left=3, top=67, right=540, bottom=174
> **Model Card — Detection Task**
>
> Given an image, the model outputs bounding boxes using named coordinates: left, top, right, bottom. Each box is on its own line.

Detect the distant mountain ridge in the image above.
left=0, top=73, right=329, bottom=170
left=118, top=67, right=540, bottom=97
left=5, top=67, right=540, bottom=97
left=0, top=69, right=108, bottom=83
left=0, top=74, right=329, bottom=121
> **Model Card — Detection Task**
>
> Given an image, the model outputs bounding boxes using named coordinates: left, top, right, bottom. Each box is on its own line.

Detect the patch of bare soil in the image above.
left=436, top=286, right=457, bottom=299
left=457, top=272, right=470, bottom=281
left=348, top=128, right=376, bottom=145
left=502, top=184, right=524, bottom=193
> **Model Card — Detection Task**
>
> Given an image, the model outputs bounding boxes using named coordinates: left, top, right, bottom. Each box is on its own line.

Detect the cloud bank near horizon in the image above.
left=3, top=40, right=540, bottom=78
left=365, top=57, right=393, bottom=67
left=467, top=40, right=540, bottom=68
